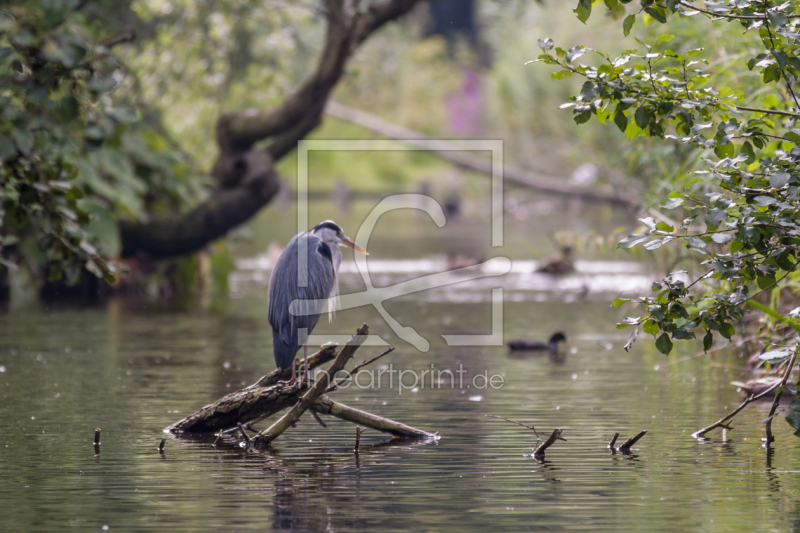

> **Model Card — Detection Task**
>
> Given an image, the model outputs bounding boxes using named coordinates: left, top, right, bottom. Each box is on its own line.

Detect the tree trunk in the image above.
left=119, top=0, right=427, bottom=260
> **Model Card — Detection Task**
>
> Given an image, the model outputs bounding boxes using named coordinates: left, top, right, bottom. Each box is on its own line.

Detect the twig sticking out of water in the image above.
left=608, top=433, right=620, bottom=449
left=618, top=431, right=647, bottom=452
left=237, top=422, right=251, bottom=443
left=212, top=433, right=221, bottom=447
left=93, top=428, right=101, bottom=445
left=533, top=428, right=565, bottom=458
left=354, top=426, right=363, bottom=455
left=158, top=438, right=166, bottom=453
left=485, top=414, right=540, bottom=440
left=764, top=390, right=785, bottom=448
left=693, top=351, right=797, bottom=439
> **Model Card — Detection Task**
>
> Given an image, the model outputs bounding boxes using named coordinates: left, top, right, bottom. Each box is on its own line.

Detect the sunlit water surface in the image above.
left=2, top=199, right=800, bottom=532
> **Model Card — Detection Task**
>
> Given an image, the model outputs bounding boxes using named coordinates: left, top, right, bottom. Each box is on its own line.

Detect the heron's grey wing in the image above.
left=268, top=234, right=335, bottom=366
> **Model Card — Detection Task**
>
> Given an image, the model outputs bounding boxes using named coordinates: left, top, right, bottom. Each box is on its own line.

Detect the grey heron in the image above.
left=268, top=220, right=368, bottom=387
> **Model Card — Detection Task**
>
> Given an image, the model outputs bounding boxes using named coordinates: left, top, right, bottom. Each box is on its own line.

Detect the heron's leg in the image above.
left=278, top=363, right=297, bottom=386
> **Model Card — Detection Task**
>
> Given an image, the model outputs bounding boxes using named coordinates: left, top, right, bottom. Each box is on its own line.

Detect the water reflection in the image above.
left=2, top=199, right=800, bottom=531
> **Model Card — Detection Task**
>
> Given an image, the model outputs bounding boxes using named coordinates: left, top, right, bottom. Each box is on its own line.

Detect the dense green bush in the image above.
left=536, top=0, right=800, bottom=432
left=0, top=0, right=202, bottom=287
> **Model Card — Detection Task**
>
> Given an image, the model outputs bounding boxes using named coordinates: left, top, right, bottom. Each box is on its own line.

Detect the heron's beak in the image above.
left=340, top=236, right=368, bottom=255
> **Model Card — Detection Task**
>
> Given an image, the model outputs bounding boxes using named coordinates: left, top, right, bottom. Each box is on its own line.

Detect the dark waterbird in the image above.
left=507, top=332, right=568, bottom=354
left=268, top=220, right=368, bottom=387
left=535, top=246, right=575, bottom=275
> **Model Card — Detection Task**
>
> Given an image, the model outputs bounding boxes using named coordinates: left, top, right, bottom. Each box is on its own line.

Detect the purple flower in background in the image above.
left=447, top=68, right=483, bottom=135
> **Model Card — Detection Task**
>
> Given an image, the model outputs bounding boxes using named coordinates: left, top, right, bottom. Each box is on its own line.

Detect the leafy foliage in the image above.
left=534, top=1, right=800, bottom=364
left=0, top=1, right=203, bottom=286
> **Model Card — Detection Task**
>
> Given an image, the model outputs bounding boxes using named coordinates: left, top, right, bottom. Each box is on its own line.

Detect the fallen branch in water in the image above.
left=608, top=433, right=619, bottom=449
left=533, top=428, right=565, bottom=458
left=166, top=324, right=435, bottom=445
left=253, top=325, right=372, bottom=445
left=618, top=431, right=647, bottom=452
left=693, top=351, right=797, bottom=439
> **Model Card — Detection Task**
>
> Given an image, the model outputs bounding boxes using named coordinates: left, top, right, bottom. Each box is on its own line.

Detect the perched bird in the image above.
left=507, top=332, right=568, bottom=354
left=268, top=220, right=367, bottom=387
left=535, top=246, right=575, bottom=275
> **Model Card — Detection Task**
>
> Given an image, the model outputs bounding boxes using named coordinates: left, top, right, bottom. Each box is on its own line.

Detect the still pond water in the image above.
left=2, top=197, right=800, bottom=532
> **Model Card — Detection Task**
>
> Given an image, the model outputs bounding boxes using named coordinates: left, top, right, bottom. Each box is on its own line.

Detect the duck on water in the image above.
left=507, top=332, right=569, bottom=354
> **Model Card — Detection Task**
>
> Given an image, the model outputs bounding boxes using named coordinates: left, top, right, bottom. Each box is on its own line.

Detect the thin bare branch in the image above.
left=693, top=351, right=797, bottom=438
left=485, top=414, right=540, bottom=439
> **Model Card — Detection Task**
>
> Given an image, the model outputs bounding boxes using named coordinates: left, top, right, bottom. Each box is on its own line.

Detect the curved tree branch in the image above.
left=120, top=150, right=279, bottom=259
left=218, top=0, right=424, bottom=153
left=119, top=0, right=426, bottom=260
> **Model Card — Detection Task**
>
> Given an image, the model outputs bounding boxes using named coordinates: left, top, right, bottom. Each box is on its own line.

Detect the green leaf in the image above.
left=575, top=0, right=592, bottom=23
left=644, top=6, right=667, bottom=23
left=711, top=233, right=733, bottom=245
left=655, top=333, right=673, bottom=355
left=758, top=349, right=792, bottom=365
left=612, top=298, right=631, bottom=308
left=785, top=398, right=800, bottom=436
left=654, top=34, right=674, bottom=47
left=566, top=45, right=586, bottom=63
left=754, top=196, right=777, bottom=207
left=613, top=110, right=628, bottom=132
left=624, top=327, right=639, bottom=352
left=703, top=330, right=713, bottom=351
left=643, top=319, right=659, bottom=337
left=655, top=222, right=673, bottom=232
left=623, top=14, right=635, bottom=36
left=719, top=322, right=735, bottom=340
left=634, top=106, right=652, bottom=129
left=660, top=197, right=684, bottom=209
left=618, top=233, right=650, bottom=249
left=604, top=0, right=618, bottom=9
left=705, top=208, right=727, bottom=227
left=770, top=172, right=791, bottom=188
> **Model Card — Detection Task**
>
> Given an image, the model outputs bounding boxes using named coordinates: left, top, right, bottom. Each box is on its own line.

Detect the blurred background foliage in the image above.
left=1, top=0, right=786, bottom=302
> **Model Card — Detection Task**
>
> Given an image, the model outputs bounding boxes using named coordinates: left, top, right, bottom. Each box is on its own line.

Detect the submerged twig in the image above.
left=533, top=428, right=565, bottom=457
left=608, top=432, right=620, bottom=449
left=618, top=431, right=647, bottom=452
left=485, top=414, right=540, bottom=439
left=693, top=352, right=797, bottom=438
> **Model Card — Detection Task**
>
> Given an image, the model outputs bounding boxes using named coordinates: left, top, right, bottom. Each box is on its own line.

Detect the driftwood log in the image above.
left=167, top=324, right=436, bottom=445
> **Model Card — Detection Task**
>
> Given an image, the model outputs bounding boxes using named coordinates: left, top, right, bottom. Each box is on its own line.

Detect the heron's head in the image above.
left=312, top=220, right=368, bottom=255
